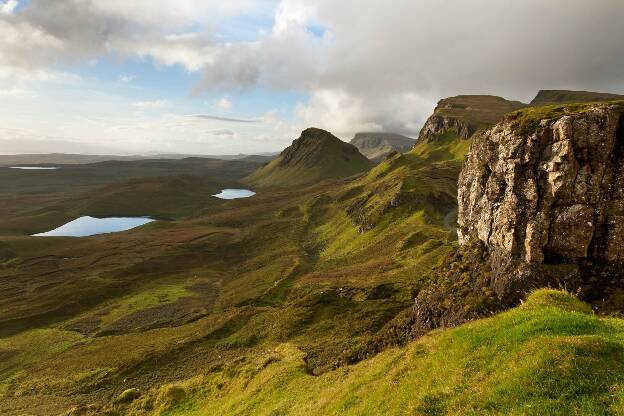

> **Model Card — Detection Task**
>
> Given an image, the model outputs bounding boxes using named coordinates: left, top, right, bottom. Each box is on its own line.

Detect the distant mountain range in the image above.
left=0, top=152, right=277, bottom=167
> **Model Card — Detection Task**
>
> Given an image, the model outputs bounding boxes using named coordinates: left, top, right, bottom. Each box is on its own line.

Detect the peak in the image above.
left=246, top=128, right=371, bottom=187
left=300, top=127, right=337, bottom=140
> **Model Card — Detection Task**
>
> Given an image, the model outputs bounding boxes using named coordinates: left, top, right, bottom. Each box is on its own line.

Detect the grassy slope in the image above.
left=106, top=290, right=624, bottom=416
left=0, top=141, right=460, bottom=414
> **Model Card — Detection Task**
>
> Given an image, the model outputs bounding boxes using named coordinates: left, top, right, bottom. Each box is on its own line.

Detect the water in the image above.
left=10, top=166, right=59, bottom=170
left=213, top=189, right=256, bottom=199
left=33, top=216, right=154, bottom=237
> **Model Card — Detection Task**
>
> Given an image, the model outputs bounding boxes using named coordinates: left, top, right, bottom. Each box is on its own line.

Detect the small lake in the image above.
left=33, top=216, right=154, bottom=237
left=10, top=166, right=59, bottom=170
left=213, top=189, right=256, bottom=199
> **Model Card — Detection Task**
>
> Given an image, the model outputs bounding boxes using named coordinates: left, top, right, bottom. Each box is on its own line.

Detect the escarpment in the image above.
left=458, top=103, right=624, bottom=265
left=410, top=101, right=624, bottom=337
left=417, top=95, right=526, bottom=143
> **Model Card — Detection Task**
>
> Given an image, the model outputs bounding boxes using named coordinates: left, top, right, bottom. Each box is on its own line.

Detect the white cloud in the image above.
left=216, top=97, right=233, bottom=111
left=2, top=0, right=624, bottom=154
left=0, top=0, right=17, bottom=15
left=133, top=100, right=168, bottom=109
left=119, top=74, right=135, bottom=83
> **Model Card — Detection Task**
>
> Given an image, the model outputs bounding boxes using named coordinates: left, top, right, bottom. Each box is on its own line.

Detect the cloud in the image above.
left=194, top=0, right=624, bottom=138
left=190, top=114, right=260, bottom=123
left=119, top=74, right=135, bottom=83
left=0, top=0, right=17, bottom=15
left=216, top=97, right=233, bottom=111
left=2, top=0, right=624, bottom=152
left=133, top=100, right=168, bottom=109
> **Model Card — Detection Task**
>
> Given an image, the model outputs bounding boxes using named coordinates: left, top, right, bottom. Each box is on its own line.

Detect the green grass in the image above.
left=508, top=100, right=624, bottom=135
left=102, top=290, right=624, bottom=416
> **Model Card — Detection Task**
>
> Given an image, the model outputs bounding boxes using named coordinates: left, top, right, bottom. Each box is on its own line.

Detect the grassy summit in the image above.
left=530, top=89, right=624, bottom=105
left=246, top=128, right=372, bottom=187
left=418, top=95, right=526, bottom=143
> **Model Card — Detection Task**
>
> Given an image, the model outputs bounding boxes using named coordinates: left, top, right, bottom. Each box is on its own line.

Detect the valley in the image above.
left=2, top=90, right=624, bottom=415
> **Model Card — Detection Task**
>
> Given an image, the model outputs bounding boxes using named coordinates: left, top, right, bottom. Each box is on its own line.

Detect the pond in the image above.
left=10, top=166, right=59, bottom=170
left=213, top=189, right=256, bottom=200
left=33, top=216, right=154, bottom=237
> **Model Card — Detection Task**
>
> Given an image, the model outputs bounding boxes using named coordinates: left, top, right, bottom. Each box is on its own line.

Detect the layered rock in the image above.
left=458, top=104, right=624, bottom=265
left=410, top=102, right=624, bottom=337
left=417, top=95, right=526, bottom=143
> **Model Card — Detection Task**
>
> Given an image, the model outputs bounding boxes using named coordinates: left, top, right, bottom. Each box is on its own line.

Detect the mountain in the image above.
left=349, top=132, right=416, bottom=163
left=530, top=89, right=624, bottom=105
left=417, top=95, right=526, bottom=143
left=246, top=127, right=373, bottom=186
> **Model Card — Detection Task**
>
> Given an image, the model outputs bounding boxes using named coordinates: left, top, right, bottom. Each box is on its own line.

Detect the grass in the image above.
left=99, top=290, right=624, bottom=416
left=508, top=100, right=624, bottom=135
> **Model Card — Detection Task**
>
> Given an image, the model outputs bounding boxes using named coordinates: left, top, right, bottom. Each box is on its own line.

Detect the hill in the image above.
left=530, top=89, right=624, bottom=105
left=246, top=128, right=372, bottom=187
left=91, top=290, right=624, bottom=416
left=417, top=95, right=526, bottom=143
left=349, top=132, right=416, bottom=163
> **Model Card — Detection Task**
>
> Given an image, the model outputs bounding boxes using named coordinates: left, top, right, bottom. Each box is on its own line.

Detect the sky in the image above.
left=1, top=0, right=623, bottom=155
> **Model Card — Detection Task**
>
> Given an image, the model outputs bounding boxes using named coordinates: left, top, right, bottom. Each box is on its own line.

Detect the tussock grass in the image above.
left=118, top=290, right=624, bottom=416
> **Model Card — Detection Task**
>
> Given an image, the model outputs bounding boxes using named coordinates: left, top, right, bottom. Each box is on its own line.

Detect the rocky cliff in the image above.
left=458, top=103, right=624, bottom=265
left=417, top=95, right=526, bottom=143
left=410, top=101, right=624, bottom=337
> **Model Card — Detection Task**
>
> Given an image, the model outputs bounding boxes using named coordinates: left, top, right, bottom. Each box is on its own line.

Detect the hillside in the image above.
left=84, top=290, right=624, bottom=416
left=530, top=89, right=624, bottom=105
left=3, top=93, right=624, bottom=416
left=417, top=95, right=526, bottom=143
left=349, top=132, right=416, bottom=163
left=246, top=128, right=372, bottom=187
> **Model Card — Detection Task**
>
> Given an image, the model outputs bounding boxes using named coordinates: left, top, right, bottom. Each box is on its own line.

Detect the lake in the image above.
left=33, top=216, right=154, bottom=237
left=10, top=167, right=59, bottom=170
left=213, top=189, right=256, bottom=199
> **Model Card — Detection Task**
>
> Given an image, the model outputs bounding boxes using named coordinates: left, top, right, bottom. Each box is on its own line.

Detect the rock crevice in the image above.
left=458, top=104, right=624, bottom=264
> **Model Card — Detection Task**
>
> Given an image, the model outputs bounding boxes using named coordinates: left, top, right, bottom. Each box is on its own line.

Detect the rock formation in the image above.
left=417, top=95, right=526, bottom=143
left=458, top=103, right=624, bottom=265
left=411, top=101, right=624, bottom=337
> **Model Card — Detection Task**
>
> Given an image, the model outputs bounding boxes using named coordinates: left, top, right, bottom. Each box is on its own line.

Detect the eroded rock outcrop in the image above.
left=417, top=95, right=526, bottom=143
left=458, top=104, right=624, bottom=265
left=410, top=102, right=624, bottom=337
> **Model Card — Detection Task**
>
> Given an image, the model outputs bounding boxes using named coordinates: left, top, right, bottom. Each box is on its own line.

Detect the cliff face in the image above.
left=458, top=104, right=624, bottom=264
left=410, top=101, right=624, bottom=337
left=417, top=95, right=526, bottom=143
